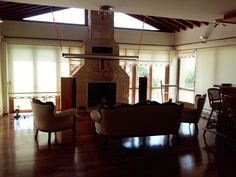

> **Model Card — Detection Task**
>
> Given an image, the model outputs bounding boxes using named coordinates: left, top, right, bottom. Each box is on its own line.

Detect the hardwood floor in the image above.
left=0, top=112, right=236, bottom=177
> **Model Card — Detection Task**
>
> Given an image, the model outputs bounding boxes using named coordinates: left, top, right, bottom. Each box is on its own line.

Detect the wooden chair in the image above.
left=31, top=99, right=77, bottom=144
left=181, top=94, right=206, bottom=134
left=205, top=88, right=222, bottom=131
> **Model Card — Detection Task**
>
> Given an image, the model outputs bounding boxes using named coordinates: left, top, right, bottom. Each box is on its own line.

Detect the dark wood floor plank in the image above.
left=0, top=112, right=236, bottom=177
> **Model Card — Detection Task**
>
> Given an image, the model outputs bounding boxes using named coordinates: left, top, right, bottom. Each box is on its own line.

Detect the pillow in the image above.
left=90, top=110, right=102, bottom=122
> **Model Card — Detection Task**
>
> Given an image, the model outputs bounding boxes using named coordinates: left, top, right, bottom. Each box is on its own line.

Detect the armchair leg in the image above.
left=48, top=132, right=51, bottom=144
left=167, top=135, right=170, bottom=146
left=72, top=126, right=76, bottom=140
left=35, top=129, right=39, bottom=140
left=72, top=116, right=76, bottom=140
left=175, top=133, right=181, bottom=143
left=195, top=123, right=199, bottom=135
left=93, top=126, right=97, bottom=141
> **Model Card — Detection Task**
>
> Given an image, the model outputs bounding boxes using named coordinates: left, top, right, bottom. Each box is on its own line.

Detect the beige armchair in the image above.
left=31, top=99, right=77, bottom=144
left=181, top=94, right=206, bottom=134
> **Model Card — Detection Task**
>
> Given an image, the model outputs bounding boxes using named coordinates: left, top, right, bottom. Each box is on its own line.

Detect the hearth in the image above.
left=88, top=82, right=116, bottom=107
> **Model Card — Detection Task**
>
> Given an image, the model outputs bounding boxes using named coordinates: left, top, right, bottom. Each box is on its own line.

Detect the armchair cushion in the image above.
left=55, top=108, right=77, bottom=119
left=90, top=110, right=102, bottom=122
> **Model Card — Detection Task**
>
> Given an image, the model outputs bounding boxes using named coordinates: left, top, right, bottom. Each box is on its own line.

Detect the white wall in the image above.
left=2, top=20, right=174, bottom=48
left=215, top=46, right=236, bottom=84
left=0, top=43, right=2, bottom=117
left=115, top=28, right=174, bottom=46
left=0, top=23, right=3, bottom=116
left=175, top=23, right=236, bottom=50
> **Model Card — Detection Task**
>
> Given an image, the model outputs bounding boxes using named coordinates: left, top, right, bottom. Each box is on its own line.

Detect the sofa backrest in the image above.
left=99, top=102, right=183, bottom=137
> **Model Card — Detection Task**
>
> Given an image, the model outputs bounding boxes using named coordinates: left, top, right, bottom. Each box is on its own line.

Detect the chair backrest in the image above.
left=207, top=88, right=222, bottom=107
left=31, top=99, right=55, bottom=130
left=195, top=94, right=207, bottom=121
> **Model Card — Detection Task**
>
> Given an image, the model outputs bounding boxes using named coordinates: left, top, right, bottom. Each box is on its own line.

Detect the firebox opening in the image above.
left=87, top=82, right=116, bottom=107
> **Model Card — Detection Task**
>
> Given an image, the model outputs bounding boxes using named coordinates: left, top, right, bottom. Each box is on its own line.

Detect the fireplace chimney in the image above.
left=73, top=9, right=129, bottom=109
left=84, top=10, right=119, bottom=56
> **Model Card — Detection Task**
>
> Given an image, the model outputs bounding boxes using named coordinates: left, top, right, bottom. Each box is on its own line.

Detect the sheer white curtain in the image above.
left=7, top=44, right=81, bottom=110
left=8, top=44, right=62, bottom=94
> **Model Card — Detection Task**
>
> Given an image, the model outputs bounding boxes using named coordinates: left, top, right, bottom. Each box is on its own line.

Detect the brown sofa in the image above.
left=90, top=101, right=183, bottom=142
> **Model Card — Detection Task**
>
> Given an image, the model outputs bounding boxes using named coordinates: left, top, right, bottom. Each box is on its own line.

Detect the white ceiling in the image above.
left=4, top=0, right=236, bottom=22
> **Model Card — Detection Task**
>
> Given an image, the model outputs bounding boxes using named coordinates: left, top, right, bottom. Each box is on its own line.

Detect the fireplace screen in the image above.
left=87, top=83, right=116, bottom=107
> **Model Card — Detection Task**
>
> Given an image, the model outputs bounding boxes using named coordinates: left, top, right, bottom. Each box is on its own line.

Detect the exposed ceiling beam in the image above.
left=145, top=16, right=175, bottom=32
left=128, top=14, right=173, bottom=32
left=163, top=18, right=186, bottom=31
left=153, top=17, right=180, bottom=32
left=188, top=20, right=201, bottom=27
left=0, top=1, right=209, bottom=32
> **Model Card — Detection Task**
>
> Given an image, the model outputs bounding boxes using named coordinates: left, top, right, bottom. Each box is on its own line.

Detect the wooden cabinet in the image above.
left=61, top=77, right=76, bottom=110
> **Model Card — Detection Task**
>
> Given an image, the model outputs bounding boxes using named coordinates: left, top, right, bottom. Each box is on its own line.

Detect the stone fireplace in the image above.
left=73, top=10, right=129, bottom=109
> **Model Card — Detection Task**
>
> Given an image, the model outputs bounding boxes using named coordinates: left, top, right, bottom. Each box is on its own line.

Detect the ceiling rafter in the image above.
left=144, top=16, right=177, bottom=32
left=0, top=4, right=33, bottom=14
left=172, top=19, right=193, bottom=29
left=177, top=19, right=194, bottom=29
left=188, top=20, right=201, bottom=27
left=162, top=17, right=187, bottom=30
left=128, top=14, right=173, bottom=32
left=0, top=0, right=209, bottom=33
left=18, top=7, right=64, bottom=19
left=152, top=16, right=181, bottom=32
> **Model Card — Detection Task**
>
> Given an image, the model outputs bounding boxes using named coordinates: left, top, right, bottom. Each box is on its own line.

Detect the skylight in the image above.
left=24, top=8, right=85, bottom=25
left=114, top=12, right=159, bottom=31
left=23, top=8, right=159, bottom=31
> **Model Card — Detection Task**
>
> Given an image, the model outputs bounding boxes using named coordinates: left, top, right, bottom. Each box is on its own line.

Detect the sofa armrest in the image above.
left=183, top=102, right=195, bottom=109
left=90, top=110, right=102, bottom=122
left=184, top=107, right=196, bottom=113
left=55, top=108, right=77, bottom=118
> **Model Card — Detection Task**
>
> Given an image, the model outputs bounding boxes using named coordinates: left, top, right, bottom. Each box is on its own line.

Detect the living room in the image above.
left=0, top=0, right=236, bottom=116
left=1, top=1, right=236, bottom=177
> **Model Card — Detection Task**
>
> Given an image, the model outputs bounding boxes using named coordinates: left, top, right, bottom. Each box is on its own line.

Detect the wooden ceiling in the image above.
left=0, top=0, right=209, bottom=33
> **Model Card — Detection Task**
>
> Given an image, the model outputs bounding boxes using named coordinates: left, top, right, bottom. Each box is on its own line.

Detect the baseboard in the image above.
left=0, top=113, right=9, bottom=118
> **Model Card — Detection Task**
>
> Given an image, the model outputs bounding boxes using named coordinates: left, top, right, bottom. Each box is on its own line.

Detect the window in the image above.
left=178, top=55, right=196, bottom=103
left=152, top=64, right=166, bottom=103
left=23, top=8, right=158, bottom=31
left=114, top=12, right=159, bottom=31
left=120, top=48, right=170, bottom=104
left=23, top=8, right=85, bottom=25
